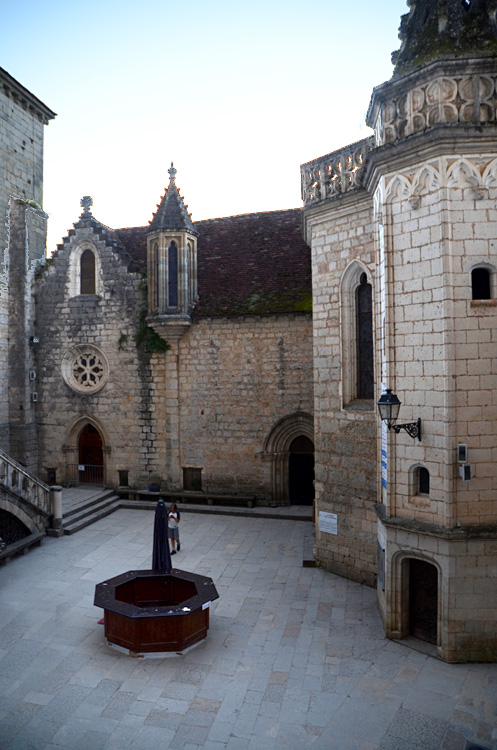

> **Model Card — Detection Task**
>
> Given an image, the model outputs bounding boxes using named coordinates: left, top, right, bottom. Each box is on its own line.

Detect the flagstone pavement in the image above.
left=0, top=508, right=496, bottom=750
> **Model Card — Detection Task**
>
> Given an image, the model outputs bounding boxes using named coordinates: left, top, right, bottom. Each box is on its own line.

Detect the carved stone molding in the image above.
left=372, top=73, right=497, bottom=146
left=383, top=155, right=497, bottom=207
left=61, top=345, right=109, bottom=394
left=301, top=137, right=374, bottom=207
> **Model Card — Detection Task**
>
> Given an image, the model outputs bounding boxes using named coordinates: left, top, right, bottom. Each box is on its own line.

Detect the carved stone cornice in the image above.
left=301, top=137, right=374, bottom=208
left=146, top=314, right=191, bottom=343
left=362, top=122, right=497, bottom=194
left=367, top=56, right=497, bottom=147
left=0, top=67, right=56, bottom=124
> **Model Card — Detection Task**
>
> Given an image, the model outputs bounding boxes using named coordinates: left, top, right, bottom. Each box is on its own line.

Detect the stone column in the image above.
left=49, top=485, right=64, bottom=538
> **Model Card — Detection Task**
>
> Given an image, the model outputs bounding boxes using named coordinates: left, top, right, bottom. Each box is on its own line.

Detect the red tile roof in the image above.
left=115, top=208, right=311, bottom=318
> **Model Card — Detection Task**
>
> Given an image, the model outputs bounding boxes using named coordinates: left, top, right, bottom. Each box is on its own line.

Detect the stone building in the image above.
left=0, top=68, right=56, bottom=553
left=35, top=167, right=314, bottom=505
left=302, top=0, right=497, bottom=661
left=0, top=67, right=55, bottom=471
left=1, top=1, right=497, bottom=663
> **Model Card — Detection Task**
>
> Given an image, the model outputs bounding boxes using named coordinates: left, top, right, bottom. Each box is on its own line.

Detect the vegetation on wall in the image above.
left=117, top=332, right=128, bottom=351
left=135, top=281, right=171, bottom=354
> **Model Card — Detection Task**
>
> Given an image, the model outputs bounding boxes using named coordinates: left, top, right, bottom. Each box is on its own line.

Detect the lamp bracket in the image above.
left=390, top=418, right=421, bottom=441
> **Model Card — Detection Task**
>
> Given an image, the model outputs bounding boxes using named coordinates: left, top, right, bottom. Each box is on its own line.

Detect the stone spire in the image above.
left=147, top=163, right=197, bottom=235
left=392, top=0, right=497, bottom=76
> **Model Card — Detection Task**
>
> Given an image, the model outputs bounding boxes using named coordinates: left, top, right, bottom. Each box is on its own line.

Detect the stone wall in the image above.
left=0, top=73, right=50, bottom=465
left=377, top=155, right=497, bottom=529
left=378, top=521, right=497, bottom=662
left=151, top=313, right=314, bottom=500
left=35, top=225, right=149, bottom=488
left=306, top=192, right=377, bottom=585
left=36, top=224, right=314, bottom=499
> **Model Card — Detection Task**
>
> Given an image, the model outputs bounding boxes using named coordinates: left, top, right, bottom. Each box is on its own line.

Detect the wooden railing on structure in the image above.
left=0, top=448, right=52, bottom=516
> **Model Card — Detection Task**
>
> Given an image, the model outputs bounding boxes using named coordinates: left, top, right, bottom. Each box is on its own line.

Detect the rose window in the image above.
left=62, top=345, right=109, bottom=394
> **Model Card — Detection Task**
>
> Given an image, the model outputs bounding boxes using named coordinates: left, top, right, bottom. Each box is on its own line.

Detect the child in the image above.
left=168, top=503, right=180, bottom=554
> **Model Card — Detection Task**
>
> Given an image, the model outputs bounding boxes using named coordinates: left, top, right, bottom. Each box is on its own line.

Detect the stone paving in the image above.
left=0, top=508, right=496, bottom=750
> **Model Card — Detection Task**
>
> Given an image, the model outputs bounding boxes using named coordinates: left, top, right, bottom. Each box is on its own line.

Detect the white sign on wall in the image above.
left=319, top=511, right=338, bottom=535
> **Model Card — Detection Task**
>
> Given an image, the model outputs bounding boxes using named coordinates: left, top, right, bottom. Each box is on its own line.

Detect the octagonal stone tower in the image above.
left=302, top=0, right=497, bottom=661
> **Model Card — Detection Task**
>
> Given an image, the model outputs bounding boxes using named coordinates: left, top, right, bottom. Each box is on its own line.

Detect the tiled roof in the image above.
left=115, top=208, right=311, bottom=317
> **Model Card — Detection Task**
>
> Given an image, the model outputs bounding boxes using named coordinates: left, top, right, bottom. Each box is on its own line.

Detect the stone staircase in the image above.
left=62, top=488, right=120, bottom=534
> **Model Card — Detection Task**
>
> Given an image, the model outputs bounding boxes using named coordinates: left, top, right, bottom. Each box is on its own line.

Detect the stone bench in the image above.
left=119, top=489, right=256, bottom=508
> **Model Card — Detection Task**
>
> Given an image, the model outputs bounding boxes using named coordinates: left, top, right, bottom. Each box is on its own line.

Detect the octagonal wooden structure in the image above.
left=94, top=569, right=219, bottom=653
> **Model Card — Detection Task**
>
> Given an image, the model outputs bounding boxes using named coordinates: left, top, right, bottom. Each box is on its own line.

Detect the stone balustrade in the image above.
left=301, top=137, right=374, bottom=207
left=0, top=449, right=52, bottom=515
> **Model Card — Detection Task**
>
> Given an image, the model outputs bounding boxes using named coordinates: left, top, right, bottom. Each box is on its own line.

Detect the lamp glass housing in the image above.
left=377, top=388, right=401, bottom=425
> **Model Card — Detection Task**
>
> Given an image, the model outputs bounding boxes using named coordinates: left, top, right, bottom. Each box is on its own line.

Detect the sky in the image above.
left=3, top=0, right=407, bottom=254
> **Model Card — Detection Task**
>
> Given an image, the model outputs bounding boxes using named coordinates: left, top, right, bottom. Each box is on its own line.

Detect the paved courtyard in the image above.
left=0, top=509, right=496, bottom=750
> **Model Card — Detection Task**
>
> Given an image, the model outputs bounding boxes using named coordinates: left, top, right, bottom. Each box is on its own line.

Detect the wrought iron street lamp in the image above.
left=377, top=388, right=421, bottom=441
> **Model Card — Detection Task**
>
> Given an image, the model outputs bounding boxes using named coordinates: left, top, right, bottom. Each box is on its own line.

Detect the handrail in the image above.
left=0, top=448, right=52, bottom=515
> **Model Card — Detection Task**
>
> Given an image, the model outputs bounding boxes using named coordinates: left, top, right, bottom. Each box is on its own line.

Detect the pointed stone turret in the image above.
left=148, top=164, right=197, bottom=234
left=392, top=0, right=497, bottom=76
left=146, top=164, right=198, bottom=341
left=367, top=0, right=497, bottom=146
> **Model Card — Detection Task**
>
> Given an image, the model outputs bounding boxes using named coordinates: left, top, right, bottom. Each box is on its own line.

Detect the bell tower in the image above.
left=146, top=164, right=198, bottom=341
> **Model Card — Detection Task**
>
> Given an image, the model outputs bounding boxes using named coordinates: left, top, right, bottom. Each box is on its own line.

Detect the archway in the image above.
left=0, top=508, right=30, bottom=550
left=408, top=558, right=438, bottom=644
left=289, top=435, right=315, bottom=505
left=78, top=423, right=104, bottom=484
left=262, top=412, right=314, bottom=506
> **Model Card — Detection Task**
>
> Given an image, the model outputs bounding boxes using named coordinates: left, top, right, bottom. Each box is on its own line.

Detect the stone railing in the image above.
left=301, top=137, right=374, bottom=207
left=0, top=448, right=52, bottom=515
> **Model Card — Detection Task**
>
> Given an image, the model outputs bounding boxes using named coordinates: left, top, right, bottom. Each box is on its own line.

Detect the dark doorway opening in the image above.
left=0, top=509, right=30, bottom=548
left=289, top=435, right=314, bottom=505
left=78, top=424, right=104, bottom=484
left=409, top=558, right=438, bottom=644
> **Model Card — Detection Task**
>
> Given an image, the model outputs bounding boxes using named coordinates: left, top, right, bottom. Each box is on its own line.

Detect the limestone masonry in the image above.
left=1, top=0, right=496, bottom=662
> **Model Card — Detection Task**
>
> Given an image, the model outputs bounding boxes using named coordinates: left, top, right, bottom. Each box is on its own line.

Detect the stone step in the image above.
left=63, top=489, right=117, bottom=520
left=120, top=499, right=313, bottom=522
left=62, top=493, right=120, bottom=535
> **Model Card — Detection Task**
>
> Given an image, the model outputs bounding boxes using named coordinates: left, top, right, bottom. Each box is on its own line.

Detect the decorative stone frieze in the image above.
left=382, top=155, right=497, bottom=208
left=300, top=137, right=374, bottom=208
left=368, top=60, right=497, bottom=146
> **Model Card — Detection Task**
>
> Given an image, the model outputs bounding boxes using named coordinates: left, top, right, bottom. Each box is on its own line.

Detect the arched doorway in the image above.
left=262, top=412, right=314, bottom=506
left=289, top=435, right=315, bottom=505
left=408, top=558, right=438, bottom=644
left=78, top=423, right=104, bottom=484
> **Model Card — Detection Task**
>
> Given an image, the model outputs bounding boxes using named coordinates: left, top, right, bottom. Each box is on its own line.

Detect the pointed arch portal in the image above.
left=263, top=412, right=314, bottom=506
left=78, top=424, right=104, bottom=483
left=64, top=415, right=110, bottom=485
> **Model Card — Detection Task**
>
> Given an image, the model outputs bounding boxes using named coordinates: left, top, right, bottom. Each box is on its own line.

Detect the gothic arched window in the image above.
left=356, top=273, right=374, bottom=399
left=80, top=249, right=96, bottom=295
left=168, top=242, right=178, bottom=307
left=341, top=263, right=375, bottom=407
left=154, top=242, right=160, bottom=308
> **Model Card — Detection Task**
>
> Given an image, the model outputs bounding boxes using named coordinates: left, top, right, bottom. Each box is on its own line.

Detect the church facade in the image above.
left=1, top=1, right=497, bottom=662
left=35, top=173, right=314, bottom=505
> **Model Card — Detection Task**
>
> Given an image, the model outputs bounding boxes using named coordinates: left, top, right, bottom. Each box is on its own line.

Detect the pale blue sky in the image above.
left=3, top=0, right=407, bottom=252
